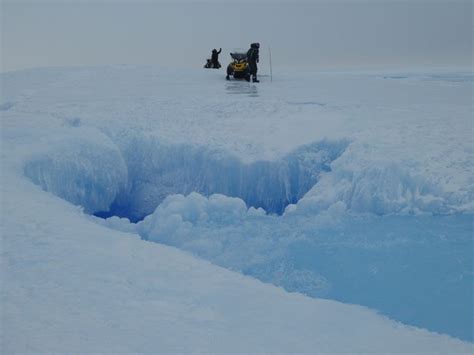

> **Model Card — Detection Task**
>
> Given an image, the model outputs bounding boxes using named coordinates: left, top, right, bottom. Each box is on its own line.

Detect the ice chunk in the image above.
left=138, top=192, right=257, bottom=243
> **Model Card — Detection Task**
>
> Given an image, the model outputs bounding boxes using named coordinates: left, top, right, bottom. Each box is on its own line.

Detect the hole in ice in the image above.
left=98, top=139, right=349, bottom=222
left=23, top=133, right=349, bottom=222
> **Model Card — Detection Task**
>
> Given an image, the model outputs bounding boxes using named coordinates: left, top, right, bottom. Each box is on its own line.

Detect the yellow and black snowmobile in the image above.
left=226, top=52, right=250, bottom=81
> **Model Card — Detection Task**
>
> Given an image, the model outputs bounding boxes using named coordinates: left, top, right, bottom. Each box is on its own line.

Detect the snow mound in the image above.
left=24, top=127, right=127, bottom=214
left=138, top=192, right=264, bottom=244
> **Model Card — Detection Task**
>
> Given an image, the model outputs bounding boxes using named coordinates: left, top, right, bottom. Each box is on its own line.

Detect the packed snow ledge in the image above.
left=1, top=66, right=473, bottom=353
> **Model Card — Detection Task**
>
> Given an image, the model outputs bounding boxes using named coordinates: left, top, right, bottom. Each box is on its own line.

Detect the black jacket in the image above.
left=211, top=48, right=222, bottom=62
left=246, top=48, right=259, bottom=64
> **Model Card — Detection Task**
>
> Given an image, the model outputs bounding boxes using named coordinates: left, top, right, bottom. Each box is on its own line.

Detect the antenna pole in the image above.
left=269, top=47, right=273, bottom=82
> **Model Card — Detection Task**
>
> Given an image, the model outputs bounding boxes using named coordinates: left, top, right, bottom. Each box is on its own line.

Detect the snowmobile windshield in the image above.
left=230, top=53, right=247, bottom=61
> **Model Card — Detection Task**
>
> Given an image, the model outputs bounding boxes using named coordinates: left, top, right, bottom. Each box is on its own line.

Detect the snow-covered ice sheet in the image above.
left=1, top=66, right=473, bottom=351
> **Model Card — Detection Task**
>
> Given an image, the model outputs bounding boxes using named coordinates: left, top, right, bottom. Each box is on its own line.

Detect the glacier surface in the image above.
left=2, top=66, right=473, bottom=351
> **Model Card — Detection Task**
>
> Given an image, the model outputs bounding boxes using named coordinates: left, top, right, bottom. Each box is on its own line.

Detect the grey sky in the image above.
left=1, top=0, right=472, bottom=73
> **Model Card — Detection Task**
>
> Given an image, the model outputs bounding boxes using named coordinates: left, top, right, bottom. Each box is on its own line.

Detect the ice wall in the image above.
left=24, top=127, right=128, bottom=214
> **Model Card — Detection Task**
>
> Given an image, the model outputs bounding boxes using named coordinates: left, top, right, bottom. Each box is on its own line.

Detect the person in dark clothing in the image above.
left=211, top=48, right=222, bottom=68
left=246, top=43, right=260, bottom=82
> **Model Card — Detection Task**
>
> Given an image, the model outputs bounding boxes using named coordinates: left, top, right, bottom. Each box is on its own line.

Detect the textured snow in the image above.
left=1, top=66, right=473, bottom=351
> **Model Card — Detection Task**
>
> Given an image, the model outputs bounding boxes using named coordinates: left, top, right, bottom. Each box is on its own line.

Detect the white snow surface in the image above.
left=1, top=65, right=473, bottom=352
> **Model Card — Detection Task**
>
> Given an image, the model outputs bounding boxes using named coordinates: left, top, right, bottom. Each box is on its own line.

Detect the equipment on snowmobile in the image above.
left=226, top=52, right=250, bottom=81
left=204, top=59, right=221, bottom=69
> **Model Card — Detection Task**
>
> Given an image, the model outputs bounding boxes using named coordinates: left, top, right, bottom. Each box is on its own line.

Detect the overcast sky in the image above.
left=1, top=0, right=472, bottom=73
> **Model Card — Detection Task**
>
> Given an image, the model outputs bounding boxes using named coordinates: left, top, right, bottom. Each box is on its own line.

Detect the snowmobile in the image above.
left=226, top=52, right=250, bottom=81
left=204, top=59, right=221, bottom=69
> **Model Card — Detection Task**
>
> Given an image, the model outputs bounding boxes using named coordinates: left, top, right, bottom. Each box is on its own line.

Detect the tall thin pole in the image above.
left=269, top=47, right=273, bottom=82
